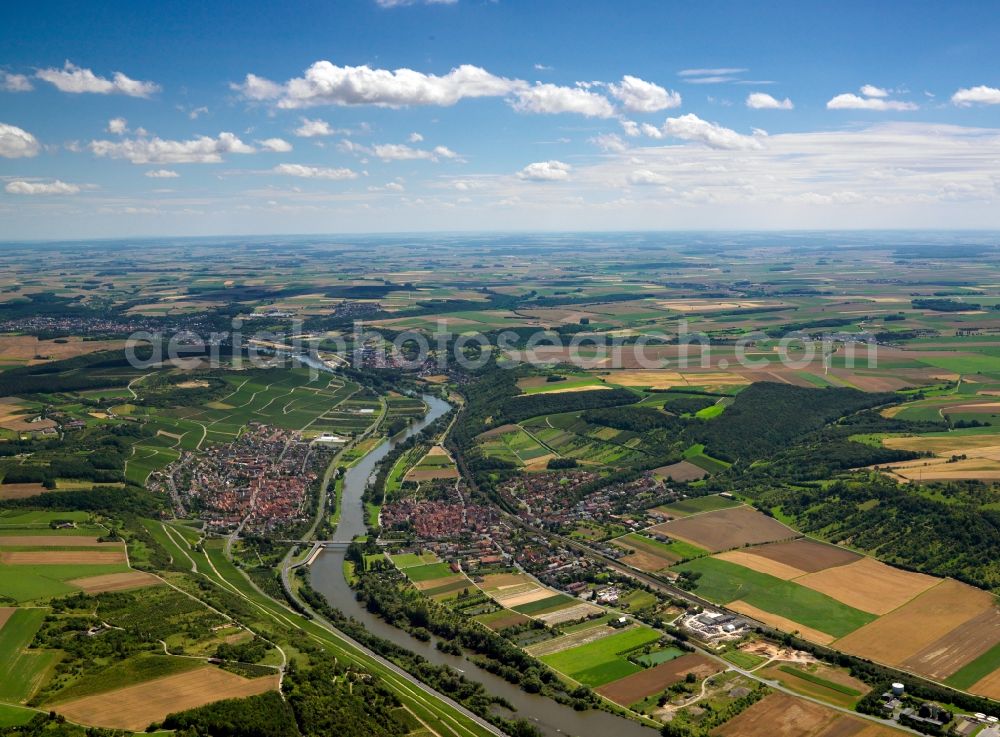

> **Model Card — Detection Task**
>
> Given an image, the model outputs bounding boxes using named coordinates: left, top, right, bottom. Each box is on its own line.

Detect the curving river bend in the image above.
left=309, top=393, right=657, bottom=737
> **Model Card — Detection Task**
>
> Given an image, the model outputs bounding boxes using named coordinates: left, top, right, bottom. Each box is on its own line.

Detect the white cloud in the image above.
left=5, top=179, right=80, bottom=195
left=860, top=84, right=889, bottom=98
left=534, top=63, right=552, bottom=71
left=510, top=83, right=615, bottom=117
left=384, top=181, right=404, bottom=191
left=36, top=62, right=159, bottom=97
left=293, top=118, right=337, bottom=137
left=827, top=86, right=917, bottom=111
left=188, top=106, right=208, bottom=120
left=107, top=117, right=128, bottom=134
left=517, top=160, right=571, bottom=181
left=591, top=133, right=628, bottom=153
left=144, top=169, right=180, bottom=178
left=89, top=132, right=255, bottom=164
left=746, top=92, right=793, bottom=110
left=679, top=68, right=748, bottom=77
left=408, top=132, right=424, bottom=142
left=259, top=137, right=293, bottom=152
left=342, top=141, right=461, bottom=162
left=0, top=123, right=40, bottom=158
left=628, top=169, right=670, bottom=185
left=273, top=163, right=357, bottom=180
left=236, top=61, right=518, bottom=109
left=620, top=120, right=641, bottom=137
left=660, top=113, right=764, bottom=150
left=1, top=72, right=33, bottom=92
left=607, top=75, right=681, bottom=112
left=951, top=85, right=1000, bottom=106
left=678, top=68, right=748, bottom=84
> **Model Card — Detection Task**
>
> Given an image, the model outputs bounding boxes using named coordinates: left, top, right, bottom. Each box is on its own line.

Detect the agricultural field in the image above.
left=649, top=505, right=797, bottom=553
left=539, top=624, right=663, bottom=687
left=715, top=692, right=908, bottom=737
left=652, top=494, right=742, bottom=518
left=403, top=445, right=459, bottom=482
left=594, top=653, right=723, bottom=707
left=54, top=666, right=279, bottom=731
left=0, top=523, right=133, bottom=602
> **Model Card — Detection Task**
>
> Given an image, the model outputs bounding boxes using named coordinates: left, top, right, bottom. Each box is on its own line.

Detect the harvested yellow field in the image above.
left=833, top=580, right=995, bottom=667
left=496, top=587, right=553, bottom=608
left=971, top=669, right=1000, bottom=700
left=0, top=550, right=126, bottom=565
left=714, top=550, right=807, bottom=580
left=68, top=571, right=163, bottom=593
left=55, top=667, right=278, bottom=731
left=0, top=536, right=105, bottom=547
left=883, top=435, right=1000, bottom=455
left=796, top=557, right=940, bottom=615
left=479, top=573, right=534, bottom=591
left=728, top=600, right=835, bottom=645
left=0, top=336, right=128, bottom=364
left=597, top=369, right=748, bottom=389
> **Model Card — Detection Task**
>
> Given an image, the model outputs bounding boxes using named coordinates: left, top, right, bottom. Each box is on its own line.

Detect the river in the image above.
left=309, top=391, right=656, bottom=737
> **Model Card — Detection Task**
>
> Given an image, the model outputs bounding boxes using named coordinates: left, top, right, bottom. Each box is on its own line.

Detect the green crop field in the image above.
left=721, top=650, right=767, bottom=670
left=390, top=552, right=439, bottom=568
left=540, top=625, right=661, bottom=686
left=673, top=557, right=876, bottom=638
left=402, top=562, right=455, bottom=582
left=945, top=642, right=1000, bottom=690
left=636, top=646, right=684, bottom=666
left=0, top=563, right=132, bottom=602
left=0, top=608, right=58, bottom=702
left=521, top=377, right=606, bottom=395
left=511, top=593, right=575, bottom=615
left=0, top=703, right=40, bottom=727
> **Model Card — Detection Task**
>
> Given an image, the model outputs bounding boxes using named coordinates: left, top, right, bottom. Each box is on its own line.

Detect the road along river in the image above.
left=310, top=394, right=656, bottom=737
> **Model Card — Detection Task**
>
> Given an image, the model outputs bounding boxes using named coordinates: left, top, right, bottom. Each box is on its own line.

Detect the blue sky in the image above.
left=1, top=0, right=1000, bottom=239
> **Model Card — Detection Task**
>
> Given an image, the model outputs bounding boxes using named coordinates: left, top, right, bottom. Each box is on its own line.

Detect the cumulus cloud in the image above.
left=607, top=75, right=681, bottom=112
left=1, top=72, right=33, bottom=92
left=259, top=137, right=293, bottom=152
left=827, top=86, right=917, bottom=111
left=340, top=140, right=461, bottom=162
left=408, top=132, right=424, bottom=142
left=0, top=123, right=40, bottom=158
left=951, top=85, right=1000, bottom=106
left=89, top=132, right=255, bottom=164
left=660, top=113, right=764, bottom=150
left=517, top=160, right=571, bottom=181
left=374, top=143, right=459, bottom=161
left=235, top=61, right=518, bottom=109
left=293, top=118, right=338, bottom=137
left=591, top=133, right=628, bottom=153
left=144, top=169, right=180, bottom=178
left=628, top=169, right=670, bottom=185
left=107, top=117, right=128, bottom=134
left=746, top=92, right=793, bottom=110
left=36, top=62, right=159, bottom=97
left=5, top=179, right=80, bottom=195
left=510, top=83, right=615, bottom=117
left=273, top=163, right=357, bottom=180
left=860, top=84, right=889, bottom=98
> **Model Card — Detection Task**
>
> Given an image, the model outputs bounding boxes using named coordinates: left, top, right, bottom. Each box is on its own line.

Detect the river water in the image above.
left=309, top=392, right=656, bottom=737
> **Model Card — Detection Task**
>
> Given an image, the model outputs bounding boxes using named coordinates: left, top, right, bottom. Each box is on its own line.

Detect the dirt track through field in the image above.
left=900, top=604, right=1000, bottom=680
left=55, top=667, right=278, bottom=731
